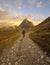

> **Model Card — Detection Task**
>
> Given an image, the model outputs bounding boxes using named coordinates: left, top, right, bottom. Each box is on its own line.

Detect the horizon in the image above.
left=0, top=0, right=50, bottom=26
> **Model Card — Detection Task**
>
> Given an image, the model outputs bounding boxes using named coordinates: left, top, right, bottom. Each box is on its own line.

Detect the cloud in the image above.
left=0, top=7, right=45, bottom=21
left=24, top=14, right=34, bottom=19
left=16, top=0, right=22, bottom=9
left=7, top=0, right=22, bottom=9
left=48, top=0, right=50, bottom=2
left=28, top=0, right=50, bottom=9
left=0, top=8, right=10, bottom=20
left=32, top=20, right=43, bottom=26
left=28, top=0, right=36, bottom=5
left=37, top=14, right=45, bottom=19
left=28, top=0, right=42, bottom=8
left=37, top=1, right=42, bottom=8
left=12, top=12, right=22, bottom=20
left=0, top=0, right=22, bottom=9
left=0, top=7, right=15, bottom=20
left=26, top=14, right=45, bottom=26
left=0, top=0, right=50, bottom=10
left=36, top=0, right=50, bottom=8
left=0, top=7, right=46, bottom=26
left=0, top=7, right=22, bottom=21
left=43, top=0, right=50, bottom=6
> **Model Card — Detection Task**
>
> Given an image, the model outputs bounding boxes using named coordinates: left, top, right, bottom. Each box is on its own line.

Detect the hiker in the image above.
left=22, top=30, right=25, bottom=37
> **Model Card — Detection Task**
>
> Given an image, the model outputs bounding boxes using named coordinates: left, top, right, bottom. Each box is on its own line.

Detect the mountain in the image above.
left=30, top=16, right=50, bottom=52
left=18, top=18, right=34, bottom=31
left=38, top=16, right=50, bottom=26
left=33, top=16, right=50, bottom=32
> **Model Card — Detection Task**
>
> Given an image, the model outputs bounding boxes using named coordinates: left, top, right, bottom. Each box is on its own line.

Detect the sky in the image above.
left=0, top=0, right=50, bottom=26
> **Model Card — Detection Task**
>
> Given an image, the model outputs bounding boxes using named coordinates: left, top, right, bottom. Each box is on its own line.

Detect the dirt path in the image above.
left=0, top=33, right=50, bottom=65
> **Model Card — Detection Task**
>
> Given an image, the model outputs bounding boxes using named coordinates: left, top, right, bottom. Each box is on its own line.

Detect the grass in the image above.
left=29, top=32, right=50, bottom=53
left=0, top=28, right=21, bottom=55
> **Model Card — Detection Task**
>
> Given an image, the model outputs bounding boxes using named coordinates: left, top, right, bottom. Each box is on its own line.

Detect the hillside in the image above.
left=33, top=17, right=50, bottom=33
left=0, top=26, right=21, bottom=54
left=30, top=16, right=50, bottom=53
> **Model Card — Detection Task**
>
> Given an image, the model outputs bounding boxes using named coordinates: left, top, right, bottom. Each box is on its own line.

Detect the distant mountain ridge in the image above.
left=37, top=16, right=50, bottom=26
left=34, top=16, right=50, bottom=32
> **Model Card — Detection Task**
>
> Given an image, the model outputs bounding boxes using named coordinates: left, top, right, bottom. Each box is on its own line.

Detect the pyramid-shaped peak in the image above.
left=23, top=18, right=28, bottom=20
left=19, top=18, right=34, bottom=29
left=22, top=18, right=29, bottom=23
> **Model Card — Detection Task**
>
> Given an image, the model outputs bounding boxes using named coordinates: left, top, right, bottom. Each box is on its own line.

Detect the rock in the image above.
left=15, top=61, right=18, bottom=65
left=8, top=62, right=11, bottom=65
left=41, top=55, right=44, bottom=59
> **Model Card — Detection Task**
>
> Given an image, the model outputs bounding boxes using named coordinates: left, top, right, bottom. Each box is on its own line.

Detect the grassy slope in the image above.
left=29, top=17, right=50, bottom=52
left=30, top=33, right=50, bottom=52
left=0, top=28, right=21, bottom=54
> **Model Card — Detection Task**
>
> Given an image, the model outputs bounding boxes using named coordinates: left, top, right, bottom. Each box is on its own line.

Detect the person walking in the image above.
left=22, top=30, right=25, bottom=37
